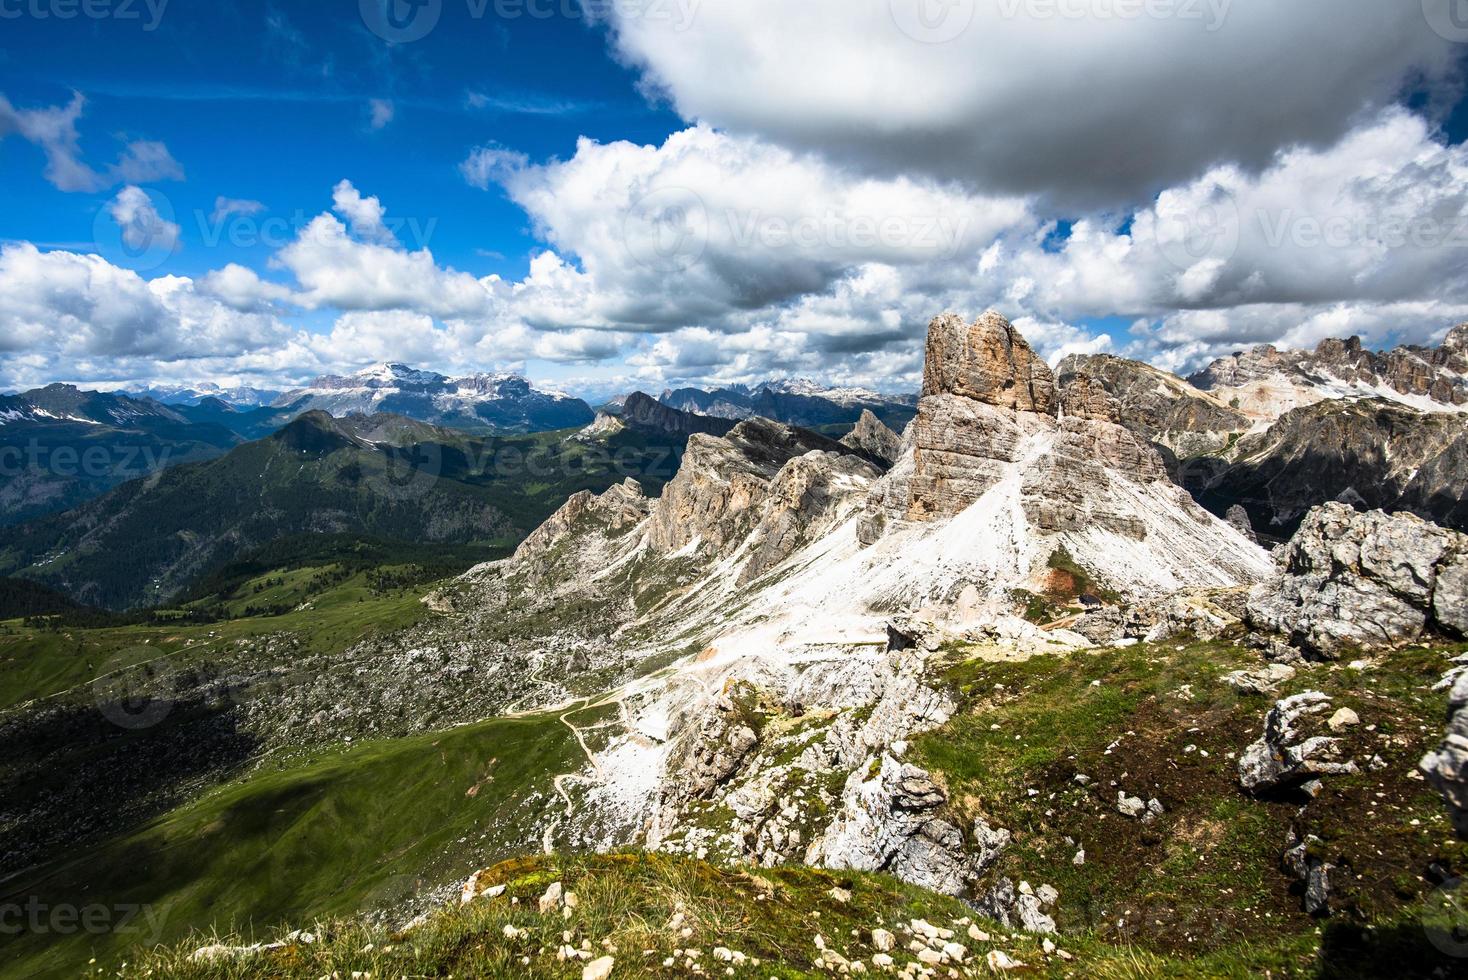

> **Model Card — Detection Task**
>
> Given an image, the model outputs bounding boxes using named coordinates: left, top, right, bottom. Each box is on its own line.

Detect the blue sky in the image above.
left=2, top=2, right=1468, bottom=399
left=1, top=2, right=675, bottom=280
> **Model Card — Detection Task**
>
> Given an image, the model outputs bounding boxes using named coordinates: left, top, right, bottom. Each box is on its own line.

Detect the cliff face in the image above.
left=1056, top=352, right=1250, bottom=458
left=1188, top=325, right=1468, bottom=420
left=1194, top=399, right=1468, bottom=535
left=618, top=391, right=738, bottom=438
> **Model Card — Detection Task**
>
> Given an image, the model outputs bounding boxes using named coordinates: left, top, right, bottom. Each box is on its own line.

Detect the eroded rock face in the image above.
left=840, top=409, right=903, bottom=466
left=860, top=311, right=1271, bottom=595
left=1056, top=372, right=1122, bottom=424
left=1420, top=671, right=1468, bottom=838
left=619, top=391, right=737, bottom=438
left=1189, top=327, right=1468, bottom=419
left=647, top=418, right=876, bottom=558
left=1238, top=692, right=1359, bottom=794
left=922, top=311, right=1056, bottom=414
left=1246, top=503, right=1468, bottom=657
left=1196, top=399, right=1468, bottom=535
left=513, top=478, right=650, bottom=562
left=806, top=754, right=995, bottom=897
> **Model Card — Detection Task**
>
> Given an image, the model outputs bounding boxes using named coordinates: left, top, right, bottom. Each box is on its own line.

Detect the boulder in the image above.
left=807, top=755, right=999, bottom=896
left=1238, top=692, right=1358, bottom=794
left=1283, top=830, right=1332, bottom=916
left=1247, top=503, right=1468, bottom=657
left=1420, top=670, right=1468, bottom=838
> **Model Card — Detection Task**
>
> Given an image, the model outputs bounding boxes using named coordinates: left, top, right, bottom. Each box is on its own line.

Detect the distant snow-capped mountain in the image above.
left=125, top=382, right=283, bottom=408
left=658, top=378, right=917, bottom=429
left=273, top=363, right=594, bottom=434
left=0, top=384, right=187, bottom=427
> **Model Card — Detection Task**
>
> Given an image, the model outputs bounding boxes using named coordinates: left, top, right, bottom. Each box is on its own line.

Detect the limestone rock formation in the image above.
left=806, top=754, right=997, bottom=897
left=1420, top=670, right=1468, bottom=838
left=1057, top=352, right=1249, bottom=457
left=618, top=391, right=737, bottom=438
left=1194, top=399, right=1468, bottom=535
left=860, top=311, right=1269, bottom=596
left=1246, top=503, right=1468, bottom=656
left=646, top=418, right=881, bottom=578
left=1055, top=372, right=1122, bottom=423
left=1238, top=692, right=1359, bottom=794
left=922, top=311, right=1056, bottom=413
left=512, top=478, right=651, bottom=563
left=1189, top=326, right=1468, bottom=420
left=839, top=409, right=902, bottom=466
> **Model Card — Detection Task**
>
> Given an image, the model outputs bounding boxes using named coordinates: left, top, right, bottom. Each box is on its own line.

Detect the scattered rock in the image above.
left=582, top=954, right=615, bottom=980
left=1239, top=692, right=1359, bottom=794
left=1223, top=662, right=1297, bottom=695
left=1327, top=707, right=1360, bottom=731
left=1284, top=830, right=1333, bottom=917
left=1421, top=670, right=1468, bottom=837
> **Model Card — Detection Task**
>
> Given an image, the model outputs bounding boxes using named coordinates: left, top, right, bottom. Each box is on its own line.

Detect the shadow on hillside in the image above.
left=0, top=694, right=260, bottom=880
left=1316, top=918, right=1466, bottom=979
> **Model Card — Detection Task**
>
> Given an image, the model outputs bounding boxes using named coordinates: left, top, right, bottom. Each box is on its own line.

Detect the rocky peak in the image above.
left=620, top=391, right=737, bottom=438
left=839, top=409, right=902, bottom=466
left=1056, top=352, right=1248, bottom=458
left=647, top=418, right=878, bottom=558
left=1444, top=323, right=1468, bottom=352
left=922, top=311, right=1056, bottom=415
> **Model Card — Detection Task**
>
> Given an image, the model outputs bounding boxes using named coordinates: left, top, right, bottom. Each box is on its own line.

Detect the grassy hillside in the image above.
left=0, top=413, right=686, bottom=610
left=2, top=710, right=579, bottom=980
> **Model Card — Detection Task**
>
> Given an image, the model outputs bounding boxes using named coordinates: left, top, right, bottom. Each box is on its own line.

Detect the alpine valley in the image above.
left=2, top=315, right=1468, bottom=979
left=4, top=311, right=1468, bottom=979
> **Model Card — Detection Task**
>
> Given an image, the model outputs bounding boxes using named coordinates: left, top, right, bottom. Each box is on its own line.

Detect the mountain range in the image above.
left=657, top=378, right=919, bottom=430
left=7, top=310, right=1468, bottom=980
left=272, top=363, right=596, bottom=434
left=0, top=406, right=703, bottom=610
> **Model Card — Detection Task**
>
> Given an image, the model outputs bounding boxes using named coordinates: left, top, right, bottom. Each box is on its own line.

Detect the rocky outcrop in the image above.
left=840, top=410, right=902, bottom=466
left=860, top=311, right=1271, bottom=596
left=513, top=478, right=650, bottom=562
left=807, top=754, right=999, bottom=897
left=1420, top=671, right=1468, bottom=838
left=1238, top=692, right=1359, bottom=794
left=1193, top=399, right=1468, bottom=535
left=1055, top=372, right=1121, bottom=424
left=1189, top=326, right=1468, bottom=421
left=1246, top=503, right=1468, bottom=657
left=1057, top=353, right=1249, bottom=457
left=619, top=391, right=737, bottom=438
left=646, top=418, right=881, bottom=575
left=922, top=311, right=1056, bottom=413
